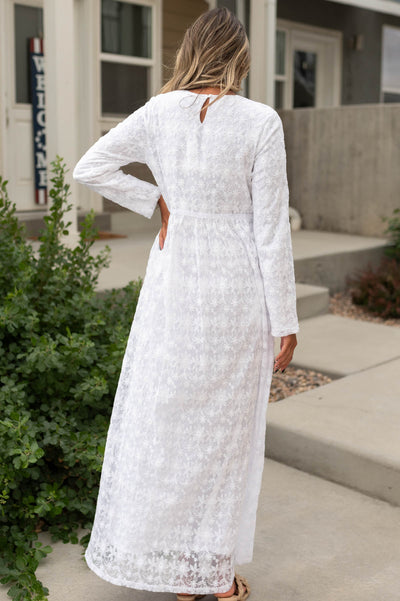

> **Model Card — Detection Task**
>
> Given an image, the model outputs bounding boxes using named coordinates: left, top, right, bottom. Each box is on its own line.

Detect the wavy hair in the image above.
left=159, top=7, right=250, bottom=107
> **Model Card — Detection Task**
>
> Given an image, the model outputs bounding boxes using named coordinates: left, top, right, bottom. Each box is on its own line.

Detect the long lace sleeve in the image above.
left=251, top=109, right=299, bottom=338
left=72, top=100, right=160, bottom=219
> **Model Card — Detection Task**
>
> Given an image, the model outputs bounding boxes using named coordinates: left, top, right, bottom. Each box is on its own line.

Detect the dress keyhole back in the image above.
left=200, top=96, right=210, bottom=124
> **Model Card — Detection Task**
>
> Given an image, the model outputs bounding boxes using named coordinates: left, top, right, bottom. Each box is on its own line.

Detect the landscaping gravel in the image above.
left=270, top=367, right=332, bottom=402
left=329, top=290, right=400, bottom=327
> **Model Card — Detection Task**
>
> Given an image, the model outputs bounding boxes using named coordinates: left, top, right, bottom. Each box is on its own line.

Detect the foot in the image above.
left=178, top=575, right=247, bottom=599
left=215, top=574, right=249, bottom=599
left=215, top=577, right=237, bottom=598
left=178, top=579, right=236, bottom=598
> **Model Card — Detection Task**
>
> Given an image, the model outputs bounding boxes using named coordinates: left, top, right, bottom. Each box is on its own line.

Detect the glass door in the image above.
left=275, top=21, right=341, bottom=110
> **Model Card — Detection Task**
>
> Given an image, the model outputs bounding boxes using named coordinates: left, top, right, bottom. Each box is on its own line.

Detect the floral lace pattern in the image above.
left=72, top=90, right=299, bottom=594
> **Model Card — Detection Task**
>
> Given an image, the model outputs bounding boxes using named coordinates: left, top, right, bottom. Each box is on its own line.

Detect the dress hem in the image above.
left=85, top=550, right=248, bottom=595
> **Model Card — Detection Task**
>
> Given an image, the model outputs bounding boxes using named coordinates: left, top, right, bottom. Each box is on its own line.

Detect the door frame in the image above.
left=1, top=0, right=44, bottom=212
left=276, top=19, right=342, bottom=109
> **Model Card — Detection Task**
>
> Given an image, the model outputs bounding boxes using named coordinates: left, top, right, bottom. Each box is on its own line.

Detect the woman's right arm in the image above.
left=251, top=109, right=300, bottom=341
left=72, top=100, right=161, bottom=220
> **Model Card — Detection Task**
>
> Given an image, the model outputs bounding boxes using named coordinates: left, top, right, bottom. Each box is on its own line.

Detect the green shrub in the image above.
left=381, top=207, right=400, bottom=262
left=0, top=157, right=143, bottom=601
left=347, top=256, right=400, bottom=319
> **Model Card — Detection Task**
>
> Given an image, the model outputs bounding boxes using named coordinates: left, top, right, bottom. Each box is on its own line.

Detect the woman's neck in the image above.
left=188, top=86, right=236, bottom=95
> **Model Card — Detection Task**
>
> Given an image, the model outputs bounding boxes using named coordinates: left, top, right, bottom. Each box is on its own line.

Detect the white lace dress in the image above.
left=72, top=90, right=299, bottom=595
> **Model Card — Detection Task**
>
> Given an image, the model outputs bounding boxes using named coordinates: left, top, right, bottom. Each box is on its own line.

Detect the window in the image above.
left=14, top=4, right=43, bottom=104
left=100, top=0, right=156, bottom=116
left=381, top=25, right=400, bottom=103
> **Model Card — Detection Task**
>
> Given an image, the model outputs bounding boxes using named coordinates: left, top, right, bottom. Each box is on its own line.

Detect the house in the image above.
left=0, top=0, right=399, bottom=236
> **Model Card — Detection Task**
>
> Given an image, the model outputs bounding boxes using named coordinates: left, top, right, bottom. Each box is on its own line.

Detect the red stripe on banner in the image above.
left=35, top=188, right=47, bottom=206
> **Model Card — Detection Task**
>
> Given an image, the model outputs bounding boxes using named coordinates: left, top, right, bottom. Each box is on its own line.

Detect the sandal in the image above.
left=176, top=596, right=206, bottom=601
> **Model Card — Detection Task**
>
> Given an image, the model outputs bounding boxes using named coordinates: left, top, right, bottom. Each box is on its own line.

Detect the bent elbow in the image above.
left=72, top=160, right=88, bottom=184
left=72, top=161, right=83, bottom=182
left=72, top=156, right=110, bottom=186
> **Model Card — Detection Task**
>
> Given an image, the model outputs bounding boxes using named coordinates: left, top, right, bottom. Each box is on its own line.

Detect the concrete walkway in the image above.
left=2, top=459, right=399, bottom=601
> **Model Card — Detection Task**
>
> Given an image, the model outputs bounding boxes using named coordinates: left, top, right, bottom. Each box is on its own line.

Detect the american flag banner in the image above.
left=29, top=37, right=47, bottom=205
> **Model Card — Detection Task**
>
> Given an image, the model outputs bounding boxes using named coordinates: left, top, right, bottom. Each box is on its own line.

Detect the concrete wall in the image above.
left=277, top=0, right=400, bottom=105
left=280, top=103, right=400, bottom=236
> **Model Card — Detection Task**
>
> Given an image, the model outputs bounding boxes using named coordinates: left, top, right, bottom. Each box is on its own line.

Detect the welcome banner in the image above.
left=29, top=37, right=47, bottom=205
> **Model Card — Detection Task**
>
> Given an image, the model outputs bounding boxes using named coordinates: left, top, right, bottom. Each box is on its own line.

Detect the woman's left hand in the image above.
left=274, top=333, right=297, bottom=373
left=158, top=195, right=170, bottom=249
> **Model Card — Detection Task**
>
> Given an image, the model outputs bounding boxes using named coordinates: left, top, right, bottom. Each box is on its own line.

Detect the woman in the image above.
left=72, top=7, right=299, bottom=601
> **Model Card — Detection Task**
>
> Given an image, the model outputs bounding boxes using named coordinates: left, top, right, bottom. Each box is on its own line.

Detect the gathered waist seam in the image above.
left=171, top=209, right=253, bottom=218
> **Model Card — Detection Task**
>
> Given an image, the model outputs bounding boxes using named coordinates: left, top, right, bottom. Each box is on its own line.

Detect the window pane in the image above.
left=293, top=50, right=317, bottom=108
left=14, top=4, right=43, bottom=103
left=383, top=91, right=400, bottom=103
left=382, top=26, right=400, bottom=92
left=275, top=30, right=286, bottom=76
left=275, top=80, right=284, bottom=109
left=101, top=0, right=152, bottom=58
left=101, top=61, right=149, bottom=114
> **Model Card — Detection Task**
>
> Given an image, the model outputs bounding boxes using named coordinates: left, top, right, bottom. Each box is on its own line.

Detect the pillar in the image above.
left=249, top=0, right=277, bottom=107
left=43, top=0, right=79, bottom=245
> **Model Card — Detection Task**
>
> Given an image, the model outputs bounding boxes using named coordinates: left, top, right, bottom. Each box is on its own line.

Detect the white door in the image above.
left=275, top=21, right=342, bottom=110
left=4, top=0, right=44, bottom=212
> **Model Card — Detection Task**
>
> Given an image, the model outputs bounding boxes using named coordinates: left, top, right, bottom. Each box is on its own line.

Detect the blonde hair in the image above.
left=159, top=7, right=250, bottom=107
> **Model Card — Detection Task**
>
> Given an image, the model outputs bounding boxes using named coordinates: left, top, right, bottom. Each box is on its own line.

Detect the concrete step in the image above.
left=292, top=229, right=389, bottom=293
left=295, top=282, right=329, bottom=320
left=4, top=460, right=398, bottom=601
left=267, top=329, right=400, bottom=505
left=279, top=313, right=400, bottom=379
left=269, top=314, right=400, bottom=504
